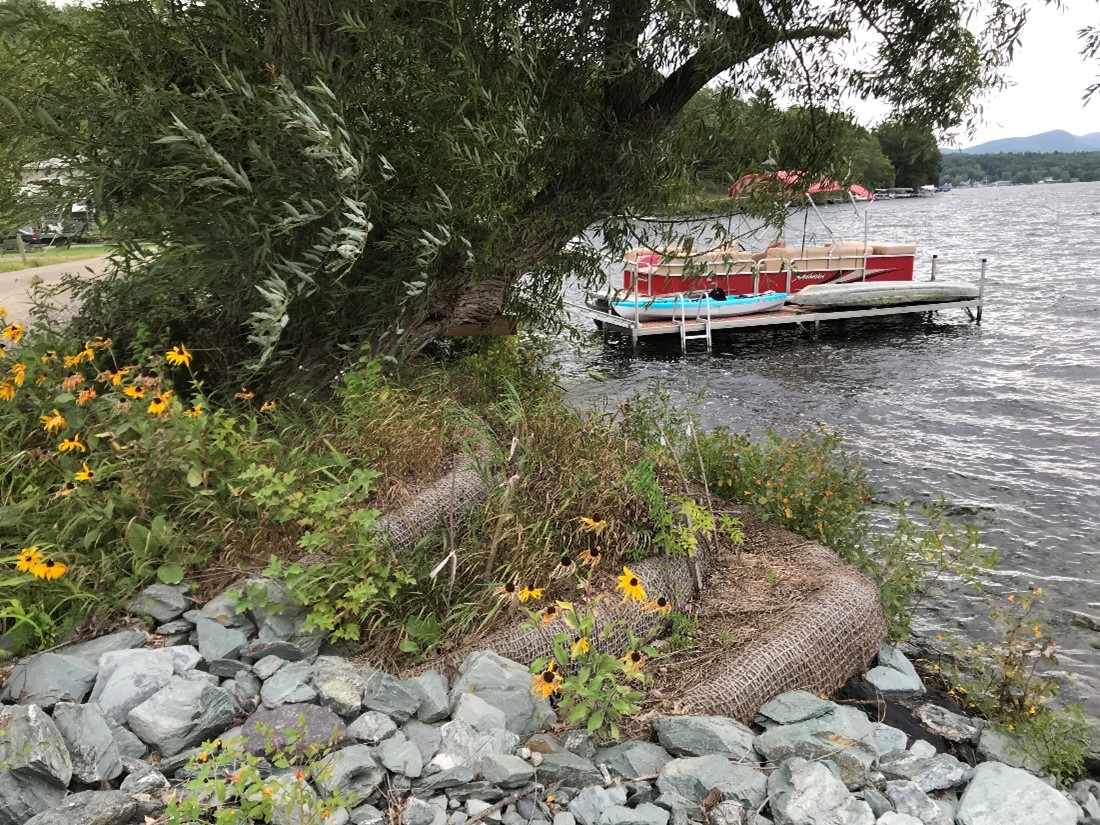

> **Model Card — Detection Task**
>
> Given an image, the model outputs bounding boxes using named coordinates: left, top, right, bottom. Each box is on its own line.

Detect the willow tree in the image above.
left=0, top=0, right=1031, bottom=373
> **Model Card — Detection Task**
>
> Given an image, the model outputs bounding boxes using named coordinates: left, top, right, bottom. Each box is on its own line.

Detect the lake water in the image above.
left=558, top=182, right=1100, bottom=725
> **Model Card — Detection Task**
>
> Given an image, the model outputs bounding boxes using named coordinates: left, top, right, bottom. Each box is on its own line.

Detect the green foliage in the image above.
left=874, top=120, right=942, bottom=189
left=666, top=611, right=700, bottom=652
left=941, top=151, right=1100, bottom=185
left=941, top=590, right=1093, bottom=783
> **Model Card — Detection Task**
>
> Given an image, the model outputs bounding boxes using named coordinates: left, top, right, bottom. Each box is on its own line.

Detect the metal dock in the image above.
left=568, top=256, right=987, bottom=353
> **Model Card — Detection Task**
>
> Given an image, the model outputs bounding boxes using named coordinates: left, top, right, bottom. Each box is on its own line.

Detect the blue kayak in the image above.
left=611, top=291, right=788, bottom=321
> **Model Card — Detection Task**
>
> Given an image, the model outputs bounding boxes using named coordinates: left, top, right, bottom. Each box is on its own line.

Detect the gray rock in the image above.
left=438, top=719, right=520, bottom=767
left=1069, top=610, right=1100, bottom=632
left=241, top=703, right=347, bottom=757
left=600, top=805, right=669, bottom=825
left=562, top=730, right=597, bottom=761
left=653, top=716, right=758, bottom=763
left=380, top=737, right=425, bottom=778
left=350, top=804, right=386, bottom=825
left=554, top=814, right=577, bottom=825
left=884, top=780, right=951, bottom=825
left=914, top=705, right=982, bottom=745
left=119, top=760, right=169, bottom=794
left=569, top=785, right=628, bottom=825
left=534, top=750, right=603, bottom=789
left=155, top=618, right=194, bottom=635
left=404, top=797, right=439, bottom=825
left=956, top=761, right=1078, bottom=825
left=56, top=630, right=147, bottom=664
left=767, top=757, right=874, bottom=825
left=22, top=790, right=136, bottom=825
left=316, top=675, right=364, bottom=718
left=595, top=741, right=673, bottom=779
left=89, top=648, right=200, bottom=724
left=128, top=583, right=191, bottom=623
left=262, top=771, right=325, bottom=825
left=410, top=671, right=450, bottom=723
left=229, top=670, right=262, bottom=710
left=240, top=639, right=311, bottom=661
left=877, top=751, right=973, bottom=792
left=262, top=661, right=318, bottom=707
left=907, top=740, right=936, bottom=760
left=183, top=669, right=221, bottom=686
left=872, top=724, right=908, bottom=757
left=864, top=645, right=925, bottom=697
left=255, top=610, right=323, bottom=658
left=975, top=725, right=1042, bottom=772
left=756, top=691, right=837, bottom=727
left=198, top=616, right=249, bottom=664
left=449, top=651, right=556, bottom=736
left=362, top=670, right=422, bottom=722
left=874, top=815, right=923, bottom=825
left=478, top=754, right=534, bottom=788
left=315, top=744, right=386, bottom=802
left=209, top=658, right=252, bottom=678
left=652, top=792, right=691, bottom=825
left=754, top=706, right=878, bottom=788
left=657, top=755, right=767, bottom=808
left=860, top=787, right=891, bottom=819
left=350, top=711, right=399, bottom=744
left=415, top=763, right=479, bottom=793
left=127, top=679, right=237, bottom=757
left=254, top=655, right=288, bottom=679
left=105, top=717, right=147, bottom=759
left=0, top=705, right=73, bottom=825
left=466, top=800, right=499, bottom=821
left=404, top=720, right=444, bottom=764
left=51, top=702, right=124, bottom=782
left=707, top=802, right=745, bottom=825
left=191, top=587, right=253, bottom=629
left=453, top=693, right=509, bottom=734
left=1, top=652, right=98, bottom=708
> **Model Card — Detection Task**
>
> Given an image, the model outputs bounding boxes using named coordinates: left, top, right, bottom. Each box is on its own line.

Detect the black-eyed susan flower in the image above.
left=100, top=367, right=130, bottom=386
left=494, top=580, right=520, bottom=604
left=0, top=381, right=13, bottom=402
left=9, top=363, right=25, bottom=386
left=74, top=463, right=96, bottom=482
left=570, top=636, right=590, bottom=658
left=147, top=390, right=172, bottom=416
left=40, top=409, right=66, bottom=433
left=518, top=586, right=544, bottom=603
left=578, top=545, right=602, bottom=567
left=123, top=385, right=145, bottom=400
left=92, top=336, right=112, bottom=349
left=552, top=554, right=577, bottom=579
left=35, top=372, right=47, bottom=386
left=183, top=403, right=204, bottom=418
left=0, top=340, right=7, bottom=358
left=616, top=566, right=646, bottom=603
left=31, top=559, right=68, bottom=580
left=76, top=387, right=97, bottom=406
left=2, top=322, right=24, bottom=343
left=644, top=595, right=672, bottom=615
left=55, top=481, right=78, bottom=498
left=235, top=387, right=254, bottom=400
left=621, top=649, right=646, bottom=672
left=58, top=433, right=86, bottom=453
left=531, top=662, right=561, bottom=699
left=260, top=400, right=277, bottom=413
left=15, top=547, right=42, bottom=572
left=165, top=344, right=192, bottom=368
left=577, top=516, right=607, bottom=534
left=540, top=601, right=570, bottom=624
left=41, top=350, right=58, bottom=363
left=61, top=372, right=85, bottom=392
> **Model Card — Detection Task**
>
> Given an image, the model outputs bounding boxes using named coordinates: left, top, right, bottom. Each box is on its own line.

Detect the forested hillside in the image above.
left=941, top=151, right=1100, bottom=184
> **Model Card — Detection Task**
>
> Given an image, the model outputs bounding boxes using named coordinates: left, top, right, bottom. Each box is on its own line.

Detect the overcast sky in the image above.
left=948, top=2, right=1099, bottom=146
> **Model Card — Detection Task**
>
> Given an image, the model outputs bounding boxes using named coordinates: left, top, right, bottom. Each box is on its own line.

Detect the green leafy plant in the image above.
left=666, top=611, right=700, bottom=652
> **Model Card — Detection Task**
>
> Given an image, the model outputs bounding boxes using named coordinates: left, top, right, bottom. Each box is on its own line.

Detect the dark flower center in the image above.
left=630, top=651, right=641, bottom=662
left=657, top=597, right=668, bottom=607
left=629, top=578, right=638, bottom=587
left=546, top=606, right=557, bottom=616
left=560, top=555, right=572, bottom=566
left=541, top=671, right=555, bottom=683
left=504, top=582, right=516, bottom=592
left=44, top=561, right=55, bottom=568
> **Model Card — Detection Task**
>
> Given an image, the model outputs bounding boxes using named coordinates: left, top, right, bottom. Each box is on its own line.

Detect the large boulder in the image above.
left=656, top=755, right=767, bottom=808
left=22, top=791, right=137, bottom=825
left=127, top=583, right=191, bottom=623
left=56, top=630, right=147, bottom=664
left=863, top=645, right=925, bottom=697
left=195, top=617, right=249, bottom=662
left=0, top=705, right=73, bottom=825
left=956, top=762, right=1079, bottom=825
left=595, top=741, right=674, bottom=779
left=89, top=647, right=202, bottom=724
left=449, top=651, right=555, bottom=736
left=127, top=680, right=237, bottom=757
left=652, top=716, right=758, bottom=763
left=568, top=785, right=628, bottom=825
left=51, top=702, right=124, bottom=783
left=754, top=706, right=877, bottom=788
left=314, top=744, right=387, bottom=802
left=877, top=750, right=973, bottom=793
left=1, top=652, right=98, bottom=708
left=884, top=780, right=951, bottom=825
left=914, top=705, right=982, bottom=745
left=262, top=661, right=318, bottom=707
left=361, top=669, right=422, bottom=722
left=767, top=757, right=874, bottom=825
left=241, top=703, right=348, bottom=757
left=755, top=692, right=836, bottom=727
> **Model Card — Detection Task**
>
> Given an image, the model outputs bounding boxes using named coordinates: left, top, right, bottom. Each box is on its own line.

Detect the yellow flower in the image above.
left=644, top=595, right=672, bottom=615
left=577, top=516, right=607, bottom=534
left=183, top=403, right=204, bottom=418
left=197, top=751, right=209, bottom=763
left=61, top=372, right=85, bottom=392
left=784, top=507, right=792, bottom=519
left=1034, top=587, right=1043, bottom=597
left=123, top=385, right=145, bottom=399
left=518, top=586, right=544, bottom=603
left=74, top=463, right=96, bottom=482
left=77, top=344, right=95, bottom=363
left=570, top=636, right=590, bottom=658
left=92, top=336, right=112, bottom=349
left=56, top=481, right=77, bottom=498
left=41, top=350, right=58, bottom=363
left=58, top=433, right=86, bottom=453
left=493, top=581, right=520, bottom=604
left=147, top=390, right=173, bottom=416
left=40, top=409, right=66, bottom=433
left=9, top=363, right=25, bottom=386
left=31, top=559, right=67, bottom=580
left=577, top=545, right=602, bottom=567
left=101, top=367, right=130, bottom=386
left=76, top=387, right=97, bottom=406
left=531, top=662, right=560, bottom=699
left=15, top=547, right=42, bottom=572
left=616, top=566, right=647, bottom=603
left=1033, top=626, right=1042, bottom=639
left=552, top=554, right=577, bottom=579
left=1028, top=705, right=1037, bottom=715
left=540, top=603, right=565, bottom=624
left=0, top=381, right=13, bottom=402
left=165, top=344, right=192, bottom=368
left=262, top=786, right=273, bottom=797
left=1007, top=593, right=1015, bottom=602
left=235, top=387, right=254, bottom=400
left=2, top=322, right=24, bottom=343
left=260, top=400, right=277, bottom=413
left=621, top=649, right=646, bottom=672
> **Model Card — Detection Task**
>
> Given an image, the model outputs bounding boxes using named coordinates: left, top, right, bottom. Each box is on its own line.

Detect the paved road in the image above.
left=0, top=256, right=111, bottom=323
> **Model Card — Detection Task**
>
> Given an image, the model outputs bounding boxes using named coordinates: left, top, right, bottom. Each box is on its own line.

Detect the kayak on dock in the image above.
left=610, top=289, right=788, bottom=321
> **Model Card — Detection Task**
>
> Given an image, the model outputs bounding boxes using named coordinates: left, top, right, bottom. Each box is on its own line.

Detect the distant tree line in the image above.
left=941, top=151, right=1100, bottom=185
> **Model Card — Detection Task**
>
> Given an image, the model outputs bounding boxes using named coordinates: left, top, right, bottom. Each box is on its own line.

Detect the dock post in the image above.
left=930, top=254, right=938, bottom=282
left=785, top=263, right=792, bottom=296
left=976, top=258, right=987, bottom=324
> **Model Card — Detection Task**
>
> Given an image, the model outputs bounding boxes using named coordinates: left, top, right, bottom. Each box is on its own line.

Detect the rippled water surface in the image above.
left=558, top=182, right=1100, bottom=722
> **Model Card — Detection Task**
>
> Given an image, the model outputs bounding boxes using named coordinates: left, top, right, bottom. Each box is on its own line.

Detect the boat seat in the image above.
left=871, top=243, right=917, bottom=256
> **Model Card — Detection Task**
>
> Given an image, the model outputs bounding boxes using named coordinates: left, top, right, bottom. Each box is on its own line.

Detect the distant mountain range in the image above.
left=942, top=130, right=1100, bottom=154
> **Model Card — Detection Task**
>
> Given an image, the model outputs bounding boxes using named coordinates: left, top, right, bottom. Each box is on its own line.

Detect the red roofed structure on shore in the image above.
left=728, top=171, right=874, bottom=201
